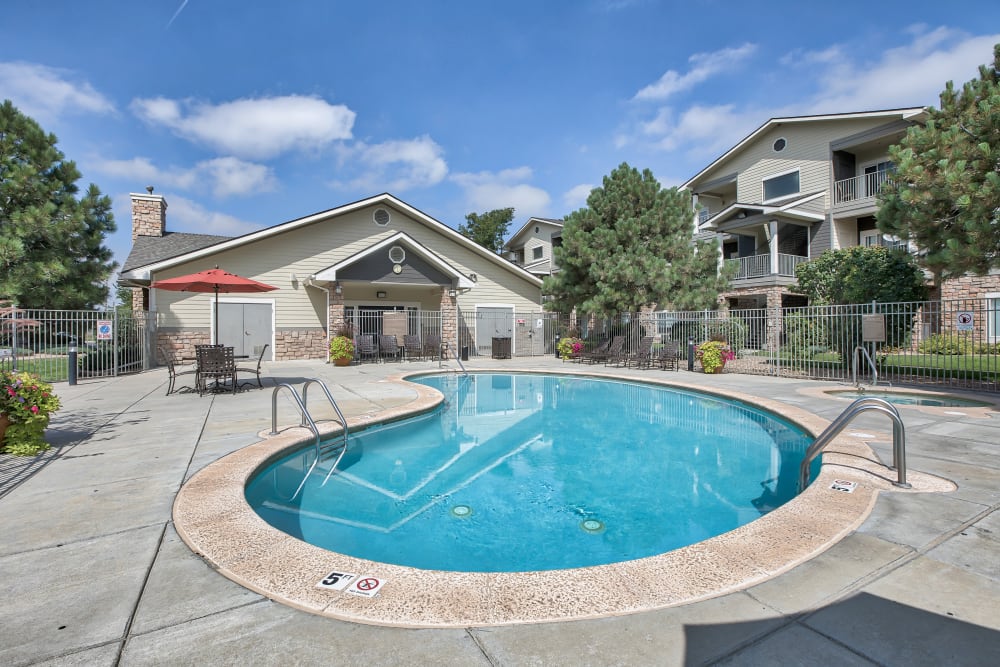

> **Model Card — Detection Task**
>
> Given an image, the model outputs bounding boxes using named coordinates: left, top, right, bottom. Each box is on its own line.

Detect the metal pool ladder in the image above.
left=852, top=345, right=890, bottom=388
left=439, top=341, right=469, bottom=376
left=270, top=378, right=350, bottom=499
left=798, top=396, right=910, bottom=493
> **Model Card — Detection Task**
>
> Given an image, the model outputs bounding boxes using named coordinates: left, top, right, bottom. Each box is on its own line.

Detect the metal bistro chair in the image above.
left=379, top=334, right=403, bottom=362
left=158, top=345, right=198, bottom=395
left=355, top=335, right=379, bottom=363
left=197, top=346, right=238, bottom=395
left=236, top=343, right=269, bottom=388
left=403, top=334, right=423, bottom=361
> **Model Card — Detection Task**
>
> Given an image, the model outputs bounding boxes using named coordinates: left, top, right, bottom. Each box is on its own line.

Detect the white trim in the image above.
left=121, top=193, right=543, bottom=287
left=986, top=292, right=1000, bottom=342
left=314, top=231, right=475, bottom=289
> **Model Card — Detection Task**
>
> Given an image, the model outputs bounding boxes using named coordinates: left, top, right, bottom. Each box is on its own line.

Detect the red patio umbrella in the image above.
left=151, top=267, right=277, bottom=345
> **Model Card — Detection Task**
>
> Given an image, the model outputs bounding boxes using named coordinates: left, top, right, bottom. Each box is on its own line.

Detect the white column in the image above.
left=769, top=220, right=779, bottom=275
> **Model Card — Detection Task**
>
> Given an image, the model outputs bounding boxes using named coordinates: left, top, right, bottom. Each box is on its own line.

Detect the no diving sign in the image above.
left=956, top=312, right=974, bottom=331
left=347, top=576, right=386, bottom=597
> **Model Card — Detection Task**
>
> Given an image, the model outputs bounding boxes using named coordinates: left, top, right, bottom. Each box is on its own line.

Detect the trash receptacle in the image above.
left=461, top=346, right=469, bottom=361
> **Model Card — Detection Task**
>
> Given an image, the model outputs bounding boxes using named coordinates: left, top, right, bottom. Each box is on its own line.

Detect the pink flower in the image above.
left=30, top=405, right=39, bottom=413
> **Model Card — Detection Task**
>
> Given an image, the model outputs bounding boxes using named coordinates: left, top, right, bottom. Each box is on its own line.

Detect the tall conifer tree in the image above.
left=0, top=100, right=117, bottom=308
left=543, top=162, right=726, bottom=316
left=877, top=43, right=1000, bottom=280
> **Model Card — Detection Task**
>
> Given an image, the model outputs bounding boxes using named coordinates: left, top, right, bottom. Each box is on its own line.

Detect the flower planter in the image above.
left=0, top=413, right=9, bottom=444
left=332, top=357, right=352, bottom=367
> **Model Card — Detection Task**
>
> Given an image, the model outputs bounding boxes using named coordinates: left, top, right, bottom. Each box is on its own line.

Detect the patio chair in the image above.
left=197, top=345, right=237, bottom=395
left=658, top=339, right=680, bottom=371
left=158, top=345, right=198, bottom=395
left=403, top=334, right=423, bottom=361
left=581, top=338, right=611, bottom=364
left=236, top=344, right=268, bottom=388
left=355, top=335, right=378, bottom=363
left=379, top=334, right=402, bottom=362
left=628, top=336, right=655, bottom=369
left=604, top=336, right=627, bottom=366
left=423, top=334, right=441, bottom=360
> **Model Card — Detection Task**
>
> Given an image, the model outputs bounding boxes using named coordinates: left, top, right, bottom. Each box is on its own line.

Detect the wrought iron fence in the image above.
left=342, top=307, right=443, bottom=362
left=1, top=308, right=152, bottom=382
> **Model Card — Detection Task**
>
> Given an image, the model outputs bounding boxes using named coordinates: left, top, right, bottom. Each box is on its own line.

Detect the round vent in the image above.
left=388, top=245, right=406, bottom=264
left=373, top=208, right=391, bottom=226
left=772, top=137, right=787, bottom=152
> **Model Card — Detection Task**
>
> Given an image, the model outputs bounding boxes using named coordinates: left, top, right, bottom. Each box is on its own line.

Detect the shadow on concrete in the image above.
left=685, top=592, right=1000, bottom=666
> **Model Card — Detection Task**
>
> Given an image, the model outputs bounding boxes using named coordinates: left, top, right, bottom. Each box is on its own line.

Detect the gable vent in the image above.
left=373, top=208, right=391, bottom=226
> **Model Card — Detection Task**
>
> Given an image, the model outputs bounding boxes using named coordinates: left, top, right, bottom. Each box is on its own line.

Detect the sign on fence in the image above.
left=97, top=320, right=113, bottom=340
left=956, top=312, right=974, bottom=331
left=861, top=314, right=886, bottom=342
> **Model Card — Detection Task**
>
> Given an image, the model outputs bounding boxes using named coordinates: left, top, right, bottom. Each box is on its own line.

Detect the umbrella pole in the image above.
left=214, top=286, right=219, bottom=345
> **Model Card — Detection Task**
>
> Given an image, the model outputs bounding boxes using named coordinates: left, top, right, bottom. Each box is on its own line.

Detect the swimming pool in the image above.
left=246, top=373, right=815, bottom=572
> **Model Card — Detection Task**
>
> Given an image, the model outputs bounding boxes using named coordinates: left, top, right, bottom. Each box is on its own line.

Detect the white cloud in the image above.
left=803, top=27, right=1000, bottom=112
left=633, top=43, right=757, bottom=101
left=130, top=95, right=356, bottom=159
left=0, top=61, right=114, bottom=121
left=333, top=135, right=448, bottom=192
left=452, top=167, right=551, bottom=215
left=563, top=184, right=594, bottom=211
left=93, top=156, right=275, bottom=198
left=162, top=195, right=263, bottom=236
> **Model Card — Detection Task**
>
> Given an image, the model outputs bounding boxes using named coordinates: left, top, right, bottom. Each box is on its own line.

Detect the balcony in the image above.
left=834, top=171, right=890, bottom=206
left=725, top=253, right=808, bottom=281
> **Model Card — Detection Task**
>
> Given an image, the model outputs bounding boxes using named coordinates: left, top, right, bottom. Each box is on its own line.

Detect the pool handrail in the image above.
left=798, top=396, right=910, bottom=493
left=269, top=379, right=350, bottom=499
left=440, top=341, right=469, bottom=376
left=852, top=345, right=889, bottom=389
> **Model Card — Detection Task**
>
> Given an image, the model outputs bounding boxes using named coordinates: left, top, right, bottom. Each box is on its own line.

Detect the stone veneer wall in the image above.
left=939, top=274, right=1000, bottom=302
left=131, top=194, right=166, bottom=242
left=274, top=329, right=328, bottom=360
left=156, top=331, right=213, bottom=361
left=439, top=288, right=458, bottom=354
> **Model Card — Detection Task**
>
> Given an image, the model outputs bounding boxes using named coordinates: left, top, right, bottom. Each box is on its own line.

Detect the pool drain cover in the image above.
left=451, top=505, right=473, bottom=518
left=580, top=519, right=605, bottom=533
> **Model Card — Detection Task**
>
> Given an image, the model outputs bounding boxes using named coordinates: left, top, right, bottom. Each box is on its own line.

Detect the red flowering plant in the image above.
left=1, top=370, right=61, bottom=456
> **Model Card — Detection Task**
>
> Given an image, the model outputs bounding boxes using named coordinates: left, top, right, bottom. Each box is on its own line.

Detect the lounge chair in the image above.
left=581, top=338, right=611, bottom=364
left=403, top=334, right=423, bottom=361
left=158, top=345, right=197, bottom=395
left=355, top=334, right=378, bottom=363
left=604, top=336, right=627, bottom=366
left=236, top=344, right=268, bottom=388
left=658, top=340, right=680, bottom=371
left=628, top=336, right=655, bottom=368
left=379, top=334, right=402, bottom=361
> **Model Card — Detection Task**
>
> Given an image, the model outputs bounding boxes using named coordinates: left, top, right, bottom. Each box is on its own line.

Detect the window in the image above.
left=988, top=293, right=1000, bottom=342
left=532, top=246, right=544, bottom=260
left=762, top=170, right=800, bottom=201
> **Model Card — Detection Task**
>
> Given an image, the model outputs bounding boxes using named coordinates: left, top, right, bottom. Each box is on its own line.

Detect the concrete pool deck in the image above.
left=1, top=358, right=998, bottom=665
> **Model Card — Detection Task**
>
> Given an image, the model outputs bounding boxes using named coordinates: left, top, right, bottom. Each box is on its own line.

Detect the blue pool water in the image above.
left=827, top=390, right=990, bottom=408
left=246, top=373, right=815, bottom=572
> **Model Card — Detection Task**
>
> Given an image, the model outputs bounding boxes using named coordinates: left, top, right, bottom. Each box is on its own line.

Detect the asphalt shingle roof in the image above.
left=122, top=232, right=232, bottom=273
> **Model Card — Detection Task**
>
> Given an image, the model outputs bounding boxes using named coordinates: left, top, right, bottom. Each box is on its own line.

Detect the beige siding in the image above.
left=152, top=203, right=541, bottom=331
left=693, top=118, right=911, bottom=207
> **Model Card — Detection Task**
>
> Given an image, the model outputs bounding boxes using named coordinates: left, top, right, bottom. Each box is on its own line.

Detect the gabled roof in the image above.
left=120, top=193, right=542, bottom=287
left=702, top=192, right=826, bottom=231
left=504, top=217, right=563, bottom=249
left=121, top=232, right=231, bottom=273
left=314, top=231, right=475, bottom=289
left=683, top=107, right=927, bottom=191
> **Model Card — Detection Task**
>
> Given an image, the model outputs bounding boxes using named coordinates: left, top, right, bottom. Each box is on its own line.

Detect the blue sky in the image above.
left=2, top=1, right=998, bottom=292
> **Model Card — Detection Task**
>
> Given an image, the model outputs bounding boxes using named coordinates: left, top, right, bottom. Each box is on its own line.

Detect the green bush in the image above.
left=918, top=333, right=975, bottom=355
left=783, top=311, right=830, bottom=356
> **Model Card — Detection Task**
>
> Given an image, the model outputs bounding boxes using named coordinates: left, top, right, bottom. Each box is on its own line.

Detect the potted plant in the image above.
left=695, top=339, right=735, bottom=374
left=329, top=324, right=355, bottom=366
left=556, top=336, right=584, bottom=361
left=1, top=370, right=61, bottom=456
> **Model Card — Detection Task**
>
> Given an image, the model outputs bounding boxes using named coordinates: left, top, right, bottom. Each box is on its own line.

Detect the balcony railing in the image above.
left=726, top=253, right=808, bottom=280
left=834, top=171, right=891, bottom=205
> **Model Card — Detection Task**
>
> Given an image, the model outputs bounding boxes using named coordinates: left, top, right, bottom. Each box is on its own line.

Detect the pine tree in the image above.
left=543, top=162, right=726, bottom=316
left=458, top=207, right=514, bottom=254
left=877, top=43, right=1000, bottom=280
left=0, top=100, right=117, bottom=308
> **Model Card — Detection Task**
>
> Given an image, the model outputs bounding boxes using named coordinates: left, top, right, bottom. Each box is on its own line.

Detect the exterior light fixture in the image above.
left=334, top=283, right=342, bottom=295
left=376, top=290, right=387, bottom=299
left=448, top=288, right=458, bottom=297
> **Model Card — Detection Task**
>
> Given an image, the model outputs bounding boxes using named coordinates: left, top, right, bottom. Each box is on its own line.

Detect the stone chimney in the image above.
left=130, top=186, right=167, bottom=242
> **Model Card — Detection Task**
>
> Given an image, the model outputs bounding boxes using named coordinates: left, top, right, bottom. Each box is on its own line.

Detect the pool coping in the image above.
left=172, top=369, right=956, bottom=628
left=799, top=383, right=1000, bottom=419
